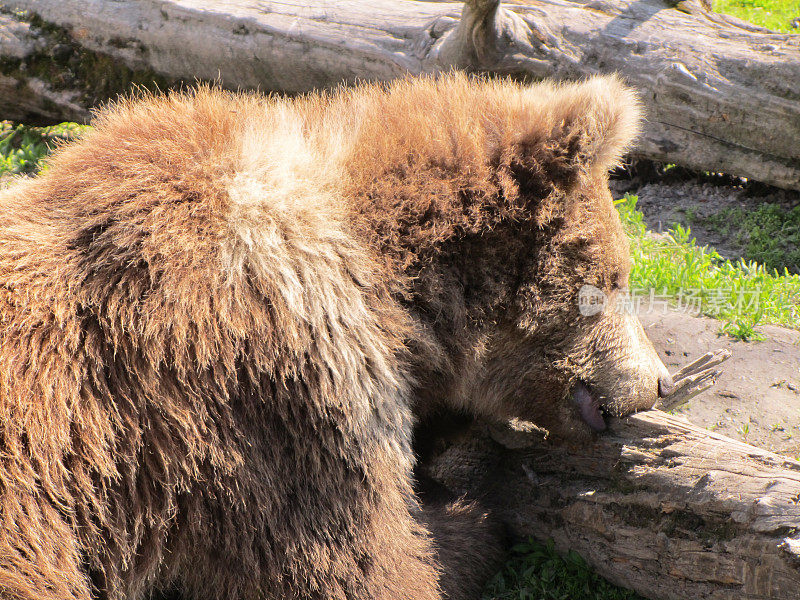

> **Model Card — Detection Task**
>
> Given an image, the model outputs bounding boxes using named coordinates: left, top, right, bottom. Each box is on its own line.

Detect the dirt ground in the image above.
left=613, top=164, right=800, bottom=458
left=641, top=308, right=800, bottom=458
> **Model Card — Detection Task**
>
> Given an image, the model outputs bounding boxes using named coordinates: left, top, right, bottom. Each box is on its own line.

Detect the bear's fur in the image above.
left=0, top=74, right=668, bottom=600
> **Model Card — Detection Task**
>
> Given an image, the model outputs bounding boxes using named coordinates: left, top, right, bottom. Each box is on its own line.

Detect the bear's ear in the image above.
left=561, top=74, right=642, bottom=173
left=513, top=75, right=642, bottom=186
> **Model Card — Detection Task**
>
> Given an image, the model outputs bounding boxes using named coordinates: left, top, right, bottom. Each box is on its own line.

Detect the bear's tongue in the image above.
left=572, top=383, right=606, bottom=431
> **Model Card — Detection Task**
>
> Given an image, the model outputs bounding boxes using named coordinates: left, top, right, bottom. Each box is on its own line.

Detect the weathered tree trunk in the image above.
left=1, top=0, right=799, bottom=190
left=421, top=411, right=800, bottom=600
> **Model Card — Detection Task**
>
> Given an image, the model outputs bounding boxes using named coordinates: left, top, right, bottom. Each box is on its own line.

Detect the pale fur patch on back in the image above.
left=223, top=98, right=415, bottom=470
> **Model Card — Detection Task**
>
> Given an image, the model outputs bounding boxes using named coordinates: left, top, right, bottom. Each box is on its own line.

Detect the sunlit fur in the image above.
left=0, top=73, right=661, bottom=599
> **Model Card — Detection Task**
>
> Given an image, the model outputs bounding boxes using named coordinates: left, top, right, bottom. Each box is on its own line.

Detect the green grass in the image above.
left=714, top=0, right=800, bottom=32
left=617, top=194, right=800, bottom=340
left=0, top=121, right=87, bottom=178
left=701, top=204, right=800, bottom=274
left=483, top=539, right=644, bottom=600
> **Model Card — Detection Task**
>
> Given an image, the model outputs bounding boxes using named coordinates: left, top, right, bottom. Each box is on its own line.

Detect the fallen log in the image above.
left=421, top=409, right=800, bottom=600
left=1, top=0, right=799, bottom=190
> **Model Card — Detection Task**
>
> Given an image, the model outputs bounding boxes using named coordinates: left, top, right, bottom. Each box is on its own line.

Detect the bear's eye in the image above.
left=610, top=273, right=621, bottom=291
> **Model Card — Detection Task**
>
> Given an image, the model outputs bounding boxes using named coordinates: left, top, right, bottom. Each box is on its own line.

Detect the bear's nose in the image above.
left=658, top=374, right=676, bottom=398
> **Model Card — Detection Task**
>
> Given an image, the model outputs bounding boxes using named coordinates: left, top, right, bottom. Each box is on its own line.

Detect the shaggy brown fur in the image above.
left=420, top=498, right=505, bottom=600
left=0, top=74, right=667, bottom=600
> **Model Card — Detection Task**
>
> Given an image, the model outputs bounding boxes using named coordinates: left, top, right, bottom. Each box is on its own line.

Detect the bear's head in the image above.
left=347, top=73, right=672, bottom=440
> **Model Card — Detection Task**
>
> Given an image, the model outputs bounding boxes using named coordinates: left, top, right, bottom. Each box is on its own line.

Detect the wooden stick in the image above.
left=657, top=349, right=731, bottom=411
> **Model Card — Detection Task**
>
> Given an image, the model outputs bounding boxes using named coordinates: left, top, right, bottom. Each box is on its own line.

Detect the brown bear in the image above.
left=0, top=73, right=671, bottom=600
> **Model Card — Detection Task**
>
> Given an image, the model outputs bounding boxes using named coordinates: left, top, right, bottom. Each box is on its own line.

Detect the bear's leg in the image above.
left=153, top=483, right=444, bottom=600
left=418, top=495, right=506, bottom=600
left=359, top=509, right=446, bottom=600
left=0, top=500, right=93, bottom=600
left=289, top=502, right=447, bottom=600
left=412, top=413, right=507, bottom=598
left=172, top=529, right=445, bottom=600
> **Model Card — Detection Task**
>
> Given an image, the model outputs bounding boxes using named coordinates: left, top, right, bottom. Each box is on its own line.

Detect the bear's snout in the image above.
left=570, top=311, right=670, bottom=421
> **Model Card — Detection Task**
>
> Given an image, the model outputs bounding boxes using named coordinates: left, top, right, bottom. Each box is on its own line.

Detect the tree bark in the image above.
left=421, top=411, right=800, bottom=600
left=1, top=0, right=799, bottom=189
